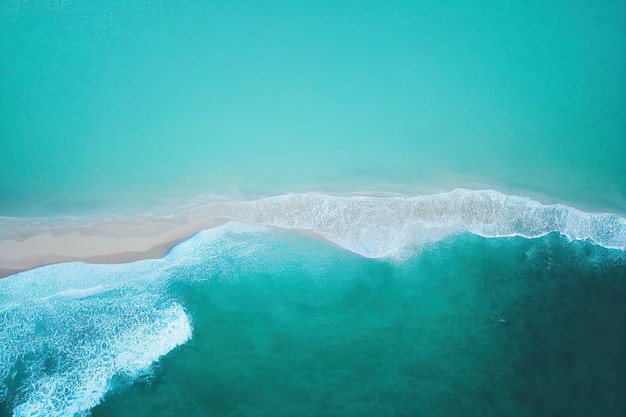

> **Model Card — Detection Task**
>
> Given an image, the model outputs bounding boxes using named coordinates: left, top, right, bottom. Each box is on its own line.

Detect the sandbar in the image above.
left=0, top=217, right=228, bottom=278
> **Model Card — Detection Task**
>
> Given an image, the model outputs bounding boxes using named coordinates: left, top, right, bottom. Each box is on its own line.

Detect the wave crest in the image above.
left=200, top=189, right=625, bottom=257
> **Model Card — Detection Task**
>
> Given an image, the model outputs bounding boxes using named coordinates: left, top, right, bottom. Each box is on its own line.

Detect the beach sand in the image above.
left=0, top=217, right=228, bottom=278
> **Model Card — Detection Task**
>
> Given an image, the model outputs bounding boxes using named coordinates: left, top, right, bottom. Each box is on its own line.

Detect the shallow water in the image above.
left=1, top=0, right=625, bottom=215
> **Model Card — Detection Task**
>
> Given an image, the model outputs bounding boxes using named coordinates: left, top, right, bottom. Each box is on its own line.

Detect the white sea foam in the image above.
left=0, top=225, right=278, bottom=416
left=53, top=284, right=107, bottom=299
left=0, top=224, right=278, bottom=416
left=195, top=189, right=626, bottom=257
left=1, top=190, right=623, bottom=258
left=0, top=259, right=191, bottom=417
left=12, top=304, right=190, bottom=417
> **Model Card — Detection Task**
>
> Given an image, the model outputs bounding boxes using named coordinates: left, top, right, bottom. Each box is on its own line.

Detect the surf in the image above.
left=1, top=189, right=624, bottom=276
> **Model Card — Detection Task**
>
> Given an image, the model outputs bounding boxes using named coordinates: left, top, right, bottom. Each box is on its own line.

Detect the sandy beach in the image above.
left=0, top=217, right=228, bottom=278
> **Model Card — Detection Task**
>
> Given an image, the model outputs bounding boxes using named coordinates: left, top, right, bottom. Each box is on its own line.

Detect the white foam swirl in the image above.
left=0, top=261, right=192, bottom=417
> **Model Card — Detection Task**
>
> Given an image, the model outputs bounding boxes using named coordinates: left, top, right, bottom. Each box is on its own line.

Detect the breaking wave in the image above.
left=197, top=189, right=626, bottom=257
left=1, top=189, right=623, bottom=260
left=0, top=260, right=192, bottom=417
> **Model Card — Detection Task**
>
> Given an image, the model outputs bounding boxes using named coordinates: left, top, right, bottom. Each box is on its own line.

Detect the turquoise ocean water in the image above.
left=1, top=1, right=625, bottom=416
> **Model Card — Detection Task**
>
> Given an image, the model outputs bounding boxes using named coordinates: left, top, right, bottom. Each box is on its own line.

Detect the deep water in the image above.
left=93, top=232, right=626, bottom=417
left=3, top=225, right=623, bottom=417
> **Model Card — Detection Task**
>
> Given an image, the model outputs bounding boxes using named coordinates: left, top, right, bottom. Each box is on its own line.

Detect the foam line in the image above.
left=0, top=190, right=623, bottom=274
left=196, top=189, right=626, bottom=257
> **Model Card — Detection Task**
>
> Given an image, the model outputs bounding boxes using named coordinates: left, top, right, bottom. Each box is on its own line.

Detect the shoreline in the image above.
left=0, top=219, right=337, bottom=279
left=2, top=188, right=624, bottom=278
left=0, top=217, right=228, bottom=278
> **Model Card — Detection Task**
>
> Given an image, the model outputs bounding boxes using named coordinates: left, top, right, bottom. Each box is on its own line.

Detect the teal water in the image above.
left=1, top=0, right=625, bottom=214
left=1, top=1, right=626, bottom=416
left=1, top=225, right=625, bottom=416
